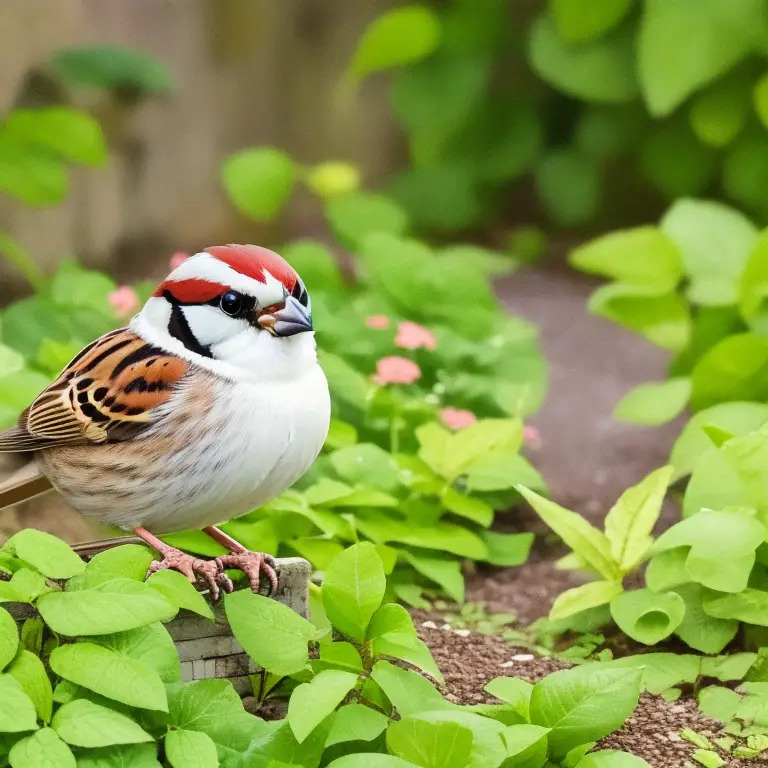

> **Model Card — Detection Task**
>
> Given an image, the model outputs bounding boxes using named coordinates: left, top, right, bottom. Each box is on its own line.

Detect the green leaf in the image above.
left=244, top=713, right=329, bottom=766
left=322, top=542, right=386, bottom=643
left=613, top=379, right=691, bottom=426
left=529, top=665, right=643, bottom=757
left=756, top=73, right=768, bottom=129
left=604, top=466, right=673, bottom=573
left=484, top=677, right=533, bottom=720
left=288, top=669, right=359, bottom=743
left=51, top=45, right=172, bottom=93
left=517, top=486, right=620, bottom=580
left=386, top=718, right=473, bottom=768
left=690, top=749, right=726, bottom=768
left=596, top=653, right=701, bottom=695
left=224, top=589, right=314, bottom=676
left=610, top=588, right=685, bottom=645
left=439, top=418, right=523, bottom=481
left=49, top=642, right=168, bottom=711
left=500, top=723, right=550, bottom=765
left=550, top=0, right=633, bottom=42
left=52, top=698, right=152, bottom=747
left=71, top=743, right=161, bottom=767
left=587, top=283, right=691, bottom=351
left=661, top=198, right=758, bottom=306
left=37, top=579, right=176, bottom=636
left=281, top=240, right=346, bottom=296
left=4, top=529, right=85, bottom=579
left=221, top=147, right=296, bottom=222
left=404, top=552, right=465, bottom=603
left=330, top=444, right=401, bottom=492
left=325, top=703, right=388, bottom=747
left=0, top=606, right=18, bottom=671
left=317, top=349, right=371, bottom=411
left=638, top=0, right=763, bottom=116
left=49, top=260, right=116, bottom=309
left=146, top=570, right=214, bottom=620
left=479, top=532, right=534, bottom=568
left=689, top=80, right=749, bottom=148
left=3, top=107, right=107, bottom=165
left=82, top=545, right=154, bottom=588
left=0, top=674, right=38, bottom=731
left=8, top=727, right=75, bottom=768
left=327, top=756, right=419, bottom=768
left=535, top=149, right=601, bottom=226
left=0, top=137, right=67, bottom=205
left=739, top=229, right=768, bottom=332
left=371, top=624, right=443, bottom=684
left=165, top=729, right=218, bottom=768
left=704, top=589, right=768, bottom=625
left=575, top=752, right=651, bottom=767
left=7, top=651, right=52, bottom=722
left=698, top=686, right=742, bottom=722
left=673, top=583, right=739, bottom=654
left=528, top=15, right=637, bottom=103
left=570, top=226, right=683, bottom=293
left=701, top=652, right=757, bottom=681
left=349, top=5, right=441, bottom=78
left=92, top=622, right=181, bottom=684
left=646, top=548, right=692, bottom=593
left=370, top=660, right=449, bottom=717
left=325, top=192, right=409, bottom=249
left=550, top=580, right=624, bottom=621
left=440, top=488, right=493, bottom=528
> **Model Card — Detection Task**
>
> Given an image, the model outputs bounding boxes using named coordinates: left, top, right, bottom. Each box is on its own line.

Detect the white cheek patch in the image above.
left=181, top=305, right=245, bottom=347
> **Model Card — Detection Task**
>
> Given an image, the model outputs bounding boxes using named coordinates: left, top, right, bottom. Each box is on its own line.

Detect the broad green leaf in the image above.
left=8, top=727, right=75, bottom=768
left=587, top=283, right=691, bottom=351
left=610, top=589, right=685, bottom=645
left=756, top=74, right=768, bottom=129
left=528, top=15, right=637, bottom=103
left=37, top=579, right=176, bottom=635
left=550, top=580, right=623, bottom=621
left=480, top=531, right=534, bottom=568
left=282, top=240, right=346, bottom=295
left=146, top=569, right=214, bottom=620
left=529, top=665, right=643, bottom=757
left=0, top=605, right=18, bottom=670
left=7, top=651, right=52, bottom=722
left=0, top=137, right=67, bottom=205
left=500, top=723, right=550, bottom=764
left=604, top=466, right=673, bottom=573
left=5, top=568, right=48, bottom=604
left=74, top=743, right=162, bottom=767
left=244, top=711, right=331, bottom=766
left=613, top=379, right=691, bottom=426
left=49, top=260, right=116, bottom=309
left=698, top=686, right=742, bottom=722
left=669, top=402, right=768, bottom=480
left=638, top=0, right=763, bottom=116
left=327, top=756, right=418, bottom=768
left=318, top=641, right=364, bottom=673
left=704, top=589, right=768, bottom=626
left=349, top=6, right=441, bottom=78
left=224, top=589, right=313, bottom=676
left=322, top=542, right=386, bottom=643
left=288, top=669, right=360, bottom=743
left=439, top=418, right=523, bottom=480
left=592, top=653, right=701, bottom=695
left=673, top=583, right=739, bottom=654
left=0, top=674, right=38, bottom=731
left=440, top=487, right=492, bottom=525
left=325, top=703, right=388, bottom=747
left=372, top=633, right=443, bottom=684
left=370, top=661, right=449, bottom=717
left=165, top=729, right=218, bottom=768
left=739, top=228, right=768, bottom=332
left=82, top=545, right=154, bottom=588
left=535, top=148, right=601, bottom=226
left=646, top=548, right=692, bottom=593
left=221, top=147, right=296, bottom=222
left=570, top=226, right=683, bottom=293
left=4, top=529, right=84, bottom=579
left=3, top=107, right=106, bottom=166
left=92, top=622, right=180, bottom=684
left=325, top=192, right=409, bottom=249
left=576, top=752, right=651, bottom=767
left=318, top=350, right=371, bottom=411
left=661, top=198, right=758, bottom=306
left=52, top=698, right=152, bottom=747
left=651, top=509, right=764, bottom=592
left=330, top=444, right=401, bottom=491
left=517, top=486, right=620, bottom=580
left=550, top=0, right=633, bottom=42
left=49, top=642, right=168, bottom=711
left=689, top=80, right=749, bottom=148
left=386, top=718, right=472, bottom=768
left=701, top=652, right=757, bottom=681
left=51, top=45, right=172, bottom=92
left=465, top=453, right=545, bottom=494
left=404, top=552, right=465, bottom=603
left=484, top=678, right=533, bottom=720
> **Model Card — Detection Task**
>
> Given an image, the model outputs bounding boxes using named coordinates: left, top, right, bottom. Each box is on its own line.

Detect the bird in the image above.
left=0, top=244, right=331, bottom=600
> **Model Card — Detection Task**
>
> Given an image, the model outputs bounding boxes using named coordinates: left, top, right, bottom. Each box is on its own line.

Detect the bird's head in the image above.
left=131, top=244, right=316, bottom=381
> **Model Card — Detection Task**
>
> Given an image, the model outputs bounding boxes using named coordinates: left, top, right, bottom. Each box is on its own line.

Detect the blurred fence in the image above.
left=0, top=0, right=398, bottom=285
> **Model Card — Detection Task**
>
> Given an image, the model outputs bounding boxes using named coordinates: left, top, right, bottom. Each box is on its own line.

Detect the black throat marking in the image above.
left=163, top=290, right=213, bottom=358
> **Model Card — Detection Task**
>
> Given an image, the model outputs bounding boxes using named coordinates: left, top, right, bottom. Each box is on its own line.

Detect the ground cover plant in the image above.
left=0, top=535, right=652, bottom=767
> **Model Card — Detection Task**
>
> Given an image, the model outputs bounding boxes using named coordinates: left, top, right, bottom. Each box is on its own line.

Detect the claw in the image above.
left=146, top=547, right=225, bottom=602
left=217, top=551, right=279, bottom=596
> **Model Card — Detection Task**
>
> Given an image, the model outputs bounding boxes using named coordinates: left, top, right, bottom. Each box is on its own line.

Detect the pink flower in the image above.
left=365, top=315, right=390, bottom=329
left=170, top=251, right=190, bottom=270
left=524, top=425, right=542, bottom=450
left=440, top=408, right=478, bottom=430
left=108, top=286, right=139, bottom=317
left=395, top=321, right=437, bottom=350
left=372, top=356, right=421, bottom=385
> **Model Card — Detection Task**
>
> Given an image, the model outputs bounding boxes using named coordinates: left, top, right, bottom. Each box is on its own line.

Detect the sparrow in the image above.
left=0, top=244, right=331, bottom=599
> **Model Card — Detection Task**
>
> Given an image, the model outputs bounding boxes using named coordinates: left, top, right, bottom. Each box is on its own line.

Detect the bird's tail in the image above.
left=0, top=462, right=54, bottom=510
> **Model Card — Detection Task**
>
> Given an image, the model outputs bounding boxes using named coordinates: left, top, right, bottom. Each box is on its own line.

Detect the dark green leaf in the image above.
left=535, top=149, right=601, bottom=226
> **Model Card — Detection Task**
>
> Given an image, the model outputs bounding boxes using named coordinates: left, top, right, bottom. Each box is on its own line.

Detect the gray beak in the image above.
left=272, top=295, right=313, bottom=337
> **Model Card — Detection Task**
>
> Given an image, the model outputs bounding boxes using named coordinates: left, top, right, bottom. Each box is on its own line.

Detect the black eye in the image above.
left=219, top=291, right=244, bottom=316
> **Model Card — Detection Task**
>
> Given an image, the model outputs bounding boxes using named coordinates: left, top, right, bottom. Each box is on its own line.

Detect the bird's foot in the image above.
left=216, top=551, right=278, bottom=596
left=147, top=546, right=234, bottom=602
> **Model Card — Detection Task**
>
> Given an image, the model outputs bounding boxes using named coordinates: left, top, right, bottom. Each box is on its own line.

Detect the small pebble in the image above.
left=500, top=661, right=516, bottom=668
left=441, top=623, right=452, bottom=630
left=453, top=629, right=471, bottom=637
left=421, top=621, right=438, bottom=629
left=511, top=653, right=535, bottom=662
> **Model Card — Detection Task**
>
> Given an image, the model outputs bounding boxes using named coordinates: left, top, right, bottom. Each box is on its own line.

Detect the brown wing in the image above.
left=0, top=328, right=189, bottom=452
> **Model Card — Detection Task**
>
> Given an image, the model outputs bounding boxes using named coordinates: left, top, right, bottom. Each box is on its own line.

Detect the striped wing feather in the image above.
left=0, top=328, right=189, bottom=452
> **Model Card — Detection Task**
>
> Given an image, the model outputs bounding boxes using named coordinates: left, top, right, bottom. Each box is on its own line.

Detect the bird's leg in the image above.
left=135, top=526, right=233, bottom=602
left=202, top=526, right=279, bottom=596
